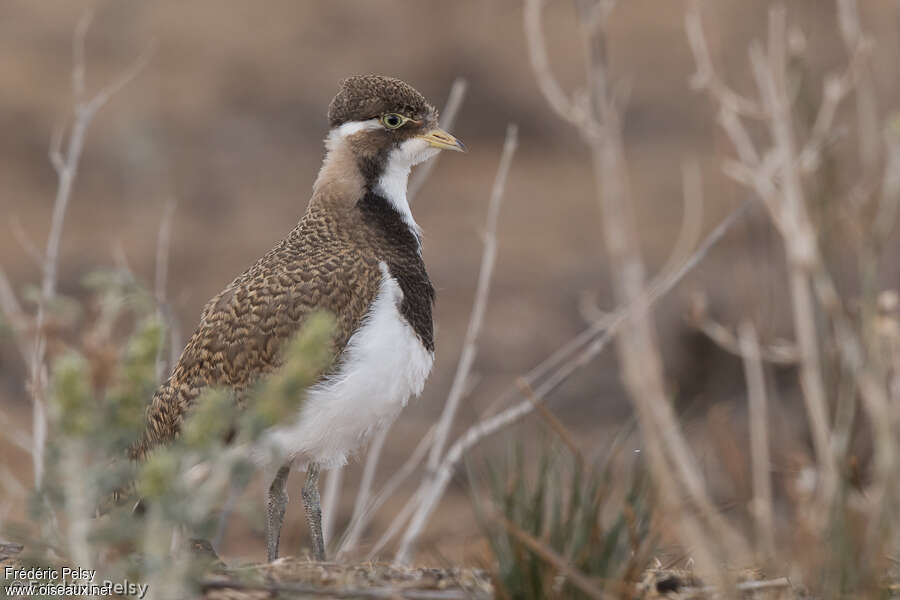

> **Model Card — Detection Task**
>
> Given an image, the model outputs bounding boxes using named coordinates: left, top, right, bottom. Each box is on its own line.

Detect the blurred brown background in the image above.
left=3, top=0, right=900, bottom=564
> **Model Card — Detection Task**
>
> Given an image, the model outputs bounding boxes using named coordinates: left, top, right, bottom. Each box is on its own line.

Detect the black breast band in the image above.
left=357, top=191, right=435, bottom=352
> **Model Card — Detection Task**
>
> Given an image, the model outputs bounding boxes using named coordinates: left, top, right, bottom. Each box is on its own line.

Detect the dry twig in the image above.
left=392, top=190, right=750, bottom=564
left=739, top=322, right=776, bottom=561
left=686, top=3, right=841, bottom=514
left=0, top=10, right=153, bottom=488
left=392, top=124, right=519, bottom=563
left=426, top=123, right=518, bottom=472
left=154, top=198, right=180, bottom=382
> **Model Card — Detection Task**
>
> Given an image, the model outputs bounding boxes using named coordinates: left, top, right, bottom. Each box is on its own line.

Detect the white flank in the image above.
left=262, top=262, right=434, bottom=469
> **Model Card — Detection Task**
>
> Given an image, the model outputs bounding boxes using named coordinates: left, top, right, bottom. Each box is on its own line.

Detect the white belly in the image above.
left=262, top=262, right=433, bottom=469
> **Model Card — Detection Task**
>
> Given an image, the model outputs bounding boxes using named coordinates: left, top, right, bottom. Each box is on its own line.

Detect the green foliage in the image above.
left=5, top=270, right=336, bottom=599
left=182, top=388, right=235, bottom=449
left=50, top=353, right=94, bottom=437
left=137, top=448, right=180, bottom=501
left=477, top=437, right=654, bottom=600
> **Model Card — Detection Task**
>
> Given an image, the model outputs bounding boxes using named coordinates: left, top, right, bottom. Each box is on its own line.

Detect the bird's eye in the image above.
left=381, top=113, right=406, bottom=129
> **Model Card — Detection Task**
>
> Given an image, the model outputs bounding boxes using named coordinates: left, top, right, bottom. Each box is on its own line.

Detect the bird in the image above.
left=128, top=75, right=465, bottom=562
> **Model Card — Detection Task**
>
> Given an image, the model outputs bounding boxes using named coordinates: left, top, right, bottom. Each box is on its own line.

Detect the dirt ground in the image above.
left=3, top=0, right=900, bottom=567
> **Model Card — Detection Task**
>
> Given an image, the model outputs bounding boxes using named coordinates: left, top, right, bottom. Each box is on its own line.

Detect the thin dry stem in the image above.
left=739, top=322, right=776, bottom=561
left=154, top=198, right=178, bottom=382
left=837, top=0, right=880, bottom=178
left=688, top=3, right=841, bottom=510
left=427, top=123, right=518, bottom=472
left=339, top=427, right=388, bottom=555
left=393, top=186, right=750, bottom=565
left=321, top=465, right=343, bottom=549
left=339, top=428, right=435, bottom=557
left=689, top=304, right=799, bottom=365
left=395, top=124, right=519, bottom=563
left=3, top=12, right=154, bottom=488
left=370, top=489, right=421, bottom=560
left=523, top=0, right=591, bottom=130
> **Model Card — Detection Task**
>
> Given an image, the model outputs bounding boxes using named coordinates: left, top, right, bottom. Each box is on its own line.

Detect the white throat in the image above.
left=375, top=153, right=417, bottom=235
left=375, top=138, right=438, bottom=237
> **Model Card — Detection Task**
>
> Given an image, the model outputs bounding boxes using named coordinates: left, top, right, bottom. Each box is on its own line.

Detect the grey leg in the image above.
left=301, top=462, right=326, bottom=561
left=265, top=460, right=293, bottom=562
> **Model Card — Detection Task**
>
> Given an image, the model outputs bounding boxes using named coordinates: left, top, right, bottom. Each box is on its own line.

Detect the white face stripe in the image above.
left=324, top=119, right=382, bottom=152
left=336, top=119, right=382, bottom=137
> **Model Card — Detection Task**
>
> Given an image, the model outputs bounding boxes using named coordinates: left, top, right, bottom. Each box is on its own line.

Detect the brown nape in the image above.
left=328, top=75, right=436, bottom=127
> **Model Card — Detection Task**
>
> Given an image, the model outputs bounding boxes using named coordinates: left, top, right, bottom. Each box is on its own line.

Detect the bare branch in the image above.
left=17, top=10, right=154, bottom=488
left=688, top=297, right=799, bottom=365
left=154, top=199, right=179, bottom=381
left=798, top=58, right=860, bottom=173
left=837, top=0, right=880, bottom=176
left=524, top=0, right=593, bottom=130
left=321, top=466, right=343, bottom=549
left=341, top=426, right=435, bottom=557
left=82, top=42, right=156, bottom=119
left=758, top=7, right=837, bottom=502
left=689, top=3, right=841, bottom=511
left=427, top=124, right=518, bottom=472
left=71, top=9, right=93, bottom=104
left=49, top=119, right=66, bottom=176
left=685, top=4, right=766, bottom=119
left=339, top=427, right=388, bottom=555
left=394, top=197, right=750, bottom=564
left=587, top=1, right=744, bottom=578
left=370, top=489, right=422, bottom=559
left=739, top=322, right=776, bottom=561
left=656, top=161, right=705, bottom=286
left=154, top=199, right=176, bottom=308
left=873, top=119, right=900, bottom=244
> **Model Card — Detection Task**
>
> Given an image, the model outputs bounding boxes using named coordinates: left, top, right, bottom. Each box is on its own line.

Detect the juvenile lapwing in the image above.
left=130, top=75, right=465, bottom=561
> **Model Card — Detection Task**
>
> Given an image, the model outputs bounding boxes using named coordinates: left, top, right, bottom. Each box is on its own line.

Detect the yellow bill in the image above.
left=419, top=127, right=466, bottom=152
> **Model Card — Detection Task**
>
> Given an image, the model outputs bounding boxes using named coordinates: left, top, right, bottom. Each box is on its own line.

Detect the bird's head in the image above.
left=325, top=75, right=465, bottom=187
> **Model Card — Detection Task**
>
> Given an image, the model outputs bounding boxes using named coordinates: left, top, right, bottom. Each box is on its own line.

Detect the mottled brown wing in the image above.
left=131, top=212, right=382, bottom=459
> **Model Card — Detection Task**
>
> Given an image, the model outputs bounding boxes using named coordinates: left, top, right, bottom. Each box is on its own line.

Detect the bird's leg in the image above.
left=265, top=460, right=293, bottom=562
left=301, top=462, right=326, bottom=561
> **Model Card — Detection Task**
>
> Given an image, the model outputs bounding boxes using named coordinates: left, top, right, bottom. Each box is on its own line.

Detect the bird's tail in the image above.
left=96, top=377, right=193, bottom=516
left=129, top=375, right=199, bottom=460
